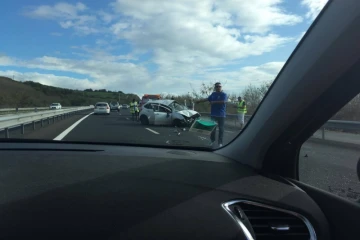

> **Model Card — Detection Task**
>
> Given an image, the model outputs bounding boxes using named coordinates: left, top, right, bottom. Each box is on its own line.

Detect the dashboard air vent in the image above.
left=222, top=200, right=316, bottom=240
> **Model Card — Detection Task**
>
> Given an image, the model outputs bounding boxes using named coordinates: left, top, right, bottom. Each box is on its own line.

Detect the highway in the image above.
left=1, top=108, right=359, bottom=203
left=63, top=112, right=240, bottom=147
left=3, top=109, right=239, bottom=148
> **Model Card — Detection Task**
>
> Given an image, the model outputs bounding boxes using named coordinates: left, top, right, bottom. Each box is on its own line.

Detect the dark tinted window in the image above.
left=96, top=103, right=107, bottom=107
left=144, top=104, right=152, bottom=109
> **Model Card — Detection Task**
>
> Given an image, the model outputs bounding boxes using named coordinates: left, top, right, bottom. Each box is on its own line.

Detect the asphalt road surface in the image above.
left=59, top=110, right=240, bottom=148
left=1, top=109, right=360, bottom=203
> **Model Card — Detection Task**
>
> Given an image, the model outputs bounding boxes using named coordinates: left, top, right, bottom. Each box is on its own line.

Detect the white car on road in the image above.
left=94, top=102, right=110, bottom=115
left=49, top=103, right=62, bottom=110
left=139, top=100, right=200, bottom=126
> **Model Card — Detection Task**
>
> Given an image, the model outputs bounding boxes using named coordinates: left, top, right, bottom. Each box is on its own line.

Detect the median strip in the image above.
left=54, top=112, right=94, bottom=140
left=145, top=128, right=160, bottom=135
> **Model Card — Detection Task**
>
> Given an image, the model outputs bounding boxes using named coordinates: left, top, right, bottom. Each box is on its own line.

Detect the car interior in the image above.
left=0, top=1, right=360, bottom=240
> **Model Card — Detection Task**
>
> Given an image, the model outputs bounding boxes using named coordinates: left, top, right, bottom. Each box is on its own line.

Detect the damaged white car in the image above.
left=139, top=100, right=200, bottom=126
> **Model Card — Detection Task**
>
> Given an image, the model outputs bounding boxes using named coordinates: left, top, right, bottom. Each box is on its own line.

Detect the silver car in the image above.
left=139, top=100, right=200, bottom=126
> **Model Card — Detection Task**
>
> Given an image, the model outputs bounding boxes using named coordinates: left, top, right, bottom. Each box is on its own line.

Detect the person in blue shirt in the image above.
left=196, top=82, right=228, bottom=147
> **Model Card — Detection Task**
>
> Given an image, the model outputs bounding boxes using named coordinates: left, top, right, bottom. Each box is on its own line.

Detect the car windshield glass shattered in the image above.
left=0, top=0, right=328, bottom=148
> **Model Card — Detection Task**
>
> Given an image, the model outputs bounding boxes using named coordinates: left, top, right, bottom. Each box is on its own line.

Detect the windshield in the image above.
left=170, top=102, right=188, bottom=111
left=0, top=0, right=328, bottom=149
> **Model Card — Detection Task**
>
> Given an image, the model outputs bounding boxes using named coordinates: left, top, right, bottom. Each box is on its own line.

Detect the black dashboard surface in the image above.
left=0, top=143, right=329, bottom=239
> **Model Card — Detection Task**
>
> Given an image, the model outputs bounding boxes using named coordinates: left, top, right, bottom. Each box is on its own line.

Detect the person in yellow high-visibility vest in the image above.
left=130, top=99, right=139, bottom=121
left=237, top=96, right=247, bottom=129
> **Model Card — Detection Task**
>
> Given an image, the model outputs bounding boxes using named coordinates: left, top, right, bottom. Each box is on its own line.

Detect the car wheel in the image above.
left=140, top=115, right=149, bottom=125
left=173, top=119, right=182, bottom=127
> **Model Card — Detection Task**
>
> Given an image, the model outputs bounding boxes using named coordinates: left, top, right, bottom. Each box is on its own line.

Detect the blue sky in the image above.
left=0, top=0, right=327, bottom=96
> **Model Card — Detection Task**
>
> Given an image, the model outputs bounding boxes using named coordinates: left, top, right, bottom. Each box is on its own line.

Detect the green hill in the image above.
left=0, top=76, right=140, bottom=108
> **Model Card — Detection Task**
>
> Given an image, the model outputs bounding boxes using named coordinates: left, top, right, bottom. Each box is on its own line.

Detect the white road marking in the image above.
left=53, top=112, right=94, bottom=141
left=126, top=118, right=129, bottom=120
left=225, top=130, right=234, bottom=133
left=145, top=128, right=160, bottom=135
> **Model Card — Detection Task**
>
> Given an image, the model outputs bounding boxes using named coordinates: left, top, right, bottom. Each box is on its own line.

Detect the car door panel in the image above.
left=154, top=105, right=172, bottom=125
left=290, top=179, right=360, bottom=240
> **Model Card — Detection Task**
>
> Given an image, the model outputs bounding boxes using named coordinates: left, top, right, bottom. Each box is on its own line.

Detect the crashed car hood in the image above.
left=176, top=110, right=199, bottom=117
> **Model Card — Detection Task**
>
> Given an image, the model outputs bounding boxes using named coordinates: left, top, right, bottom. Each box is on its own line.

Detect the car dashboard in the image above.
left=0, top=142, right=330, bottom=240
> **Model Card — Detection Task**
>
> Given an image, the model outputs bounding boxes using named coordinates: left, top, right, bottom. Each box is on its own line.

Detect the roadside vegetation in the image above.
left=0, top=76, right=139, bottom=108
left=164, top=80, right=360, bottom=121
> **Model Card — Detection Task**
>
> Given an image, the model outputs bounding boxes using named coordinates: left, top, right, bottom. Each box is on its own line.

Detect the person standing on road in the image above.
left=196, top=82, right=228, bottom=147
left=130, top=99, right=139, bottom=121
left=236, top=96, right=247, bottom=129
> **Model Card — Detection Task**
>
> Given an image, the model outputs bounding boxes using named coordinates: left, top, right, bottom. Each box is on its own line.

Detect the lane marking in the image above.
left=126, top=118, right=129, bottom=120
left=53, top=112, right=94, bottom=141
left=225, top=130, right=234, bottom=133
left=145, top=128, right=160, bottom=135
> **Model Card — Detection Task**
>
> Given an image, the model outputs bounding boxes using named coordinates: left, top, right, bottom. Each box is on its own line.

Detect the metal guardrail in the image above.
left=198, top=112, right=251, bottom=127
left=0, top=106, right=88, bottom=112
left=199, top=112, right=360, bottom=140
left=0, top=107, right=93, bottom=138
left=325, top=120, right=360, bottom=131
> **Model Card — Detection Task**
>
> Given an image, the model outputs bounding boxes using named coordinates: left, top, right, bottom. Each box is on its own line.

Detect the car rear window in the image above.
left=96, top=103, right=107, bottom=107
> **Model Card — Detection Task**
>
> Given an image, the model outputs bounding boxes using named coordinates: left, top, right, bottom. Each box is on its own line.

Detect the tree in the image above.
left=241, top=81, right=272, bottom=114
left=190, top=82, right=214, bottom=99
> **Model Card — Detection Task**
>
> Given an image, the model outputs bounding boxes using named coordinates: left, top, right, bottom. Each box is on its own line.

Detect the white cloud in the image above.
left=301, top=0, right=328, bottom=20
left=109, top=0, right=295, bottom=77
left=0, top=55, right=15, bottom=65
left=216, top=0, right=303, bottom=33
left=14, top=1, right=304, bottom=95
left=24, top=2, right=98, bottom=35
left=0, top=55, right=150, bottom=92
left=0, top=70, right=99, bottom=90
left=98, top=10, right=115, bottom=24
left=0, top=53, right=284, bottom=94
left=111, top=0, right=302, bottom=33
left=24, top=2, right=88, bottom=19
left=199, top=61, right=285, bottom=93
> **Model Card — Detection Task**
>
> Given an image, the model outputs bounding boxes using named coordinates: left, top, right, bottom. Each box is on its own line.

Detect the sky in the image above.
left=0, top=0, right=328, bottom=97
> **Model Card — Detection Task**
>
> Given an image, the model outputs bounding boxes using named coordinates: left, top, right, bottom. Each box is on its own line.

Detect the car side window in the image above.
left=144, top=104, right=152, bottom=110
left=299, top=94, right=360, bottom=203
left=158, top=105, right=169, bottom=113
left=151, top=104, right=159, bottom=112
